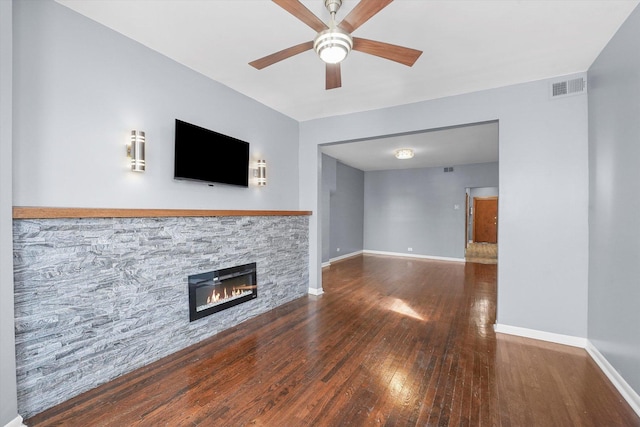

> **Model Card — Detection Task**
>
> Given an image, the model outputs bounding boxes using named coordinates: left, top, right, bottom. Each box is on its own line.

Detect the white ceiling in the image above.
left=55, top=0, right=638, bottom=170
left=321, top=121, right=499, bottom=171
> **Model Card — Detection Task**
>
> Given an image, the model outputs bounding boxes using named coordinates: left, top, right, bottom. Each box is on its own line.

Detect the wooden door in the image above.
left=473, top=197, right=498, bottom=243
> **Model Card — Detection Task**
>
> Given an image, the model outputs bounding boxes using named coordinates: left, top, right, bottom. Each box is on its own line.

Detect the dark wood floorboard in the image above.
left=25, top=255, right=639, bottom=426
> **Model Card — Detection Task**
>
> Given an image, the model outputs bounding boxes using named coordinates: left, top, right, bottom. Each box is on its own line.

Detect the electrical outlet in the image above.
left=336, top=248, right=340, bottom=252
left=408, top=247, right=413, bottom=252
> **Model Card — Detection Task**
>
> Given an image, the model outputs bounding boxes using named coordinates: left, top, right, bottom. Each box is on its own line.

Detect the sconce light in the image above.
left=256, top=159, right=267, bottom=186
left=127, top=130, right=145, bottom=172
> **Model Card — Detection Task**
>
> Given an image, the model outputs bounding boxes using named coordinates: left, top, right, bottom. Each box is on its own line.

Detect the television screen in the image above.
left=174, top=119, right=249, bottom=187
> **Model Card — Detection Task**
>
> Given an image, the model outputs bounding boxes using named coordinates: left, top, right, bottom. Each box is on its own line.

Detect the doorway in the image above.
left=465, top=188, right=498, bottom=263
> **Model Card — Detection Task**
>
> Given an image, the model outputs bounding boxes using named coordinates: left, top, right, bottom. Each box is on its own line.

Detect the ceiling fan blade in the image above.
left=326, top=63, right=342, bottom=90
left=249, top=41, right=314, bottom=70
left=338, top=0, right=394, bottom=33
left=273, top=0, right=328, bottom=32
left=352, top=37, right=422, bottom=67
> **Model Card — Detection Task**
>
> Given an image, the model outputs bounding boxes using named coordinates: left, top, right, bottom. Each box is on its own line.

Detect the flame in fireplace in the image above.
left=206, top=284, right=257, bottom=305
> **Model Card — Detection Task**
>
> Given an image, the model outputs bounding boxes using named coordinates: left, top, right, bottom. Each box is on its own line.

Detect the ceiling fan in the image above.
left=249, top=0, right=423, bottom=90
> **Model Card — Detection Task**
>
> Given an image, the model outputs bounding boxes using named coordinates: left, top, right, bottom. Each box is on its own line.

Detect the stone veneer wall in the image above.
left=13, top=215, right=309, bottom=419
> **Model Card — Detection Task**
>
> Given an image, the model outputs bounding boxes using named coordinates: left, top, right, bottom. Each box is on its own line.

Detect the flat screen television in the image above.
left=174, top=119, right=249, bottom=187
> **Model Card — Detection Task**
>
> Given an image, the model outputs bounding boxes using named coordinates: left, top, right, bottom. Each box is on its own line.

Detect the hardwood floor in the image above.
left=25, top=255, right=639, bottom=426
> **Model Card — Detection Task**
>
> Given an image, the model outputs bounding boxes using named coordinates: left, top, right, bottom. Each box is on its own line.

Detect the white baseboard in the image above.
left=308, top=287, right=324, bottom=296
left=494, top=323, right=588, bottom=348
left=586, top=341, right=640, bottom=417
left=321, top=261, right=331, bottom=268
left=494, top=325, right=640, bottom=416
left=4, top=415, right=25, bottom=427
left=329, top=250, right=363, bottom=263
left=363, top=250, right=464, bottom=263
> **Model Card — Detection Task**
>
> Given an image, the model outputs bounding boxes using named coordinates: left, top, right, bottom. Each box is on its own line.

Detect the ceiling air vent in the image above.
left=550, top=76, right=586, bottom=99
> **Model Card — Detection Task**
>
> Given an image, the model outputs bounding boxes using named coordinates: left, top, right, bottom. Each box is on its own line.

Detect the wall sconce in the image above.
left=256, top=159, right=267, bottom=186
left=127, top=130, right=145, bottom=172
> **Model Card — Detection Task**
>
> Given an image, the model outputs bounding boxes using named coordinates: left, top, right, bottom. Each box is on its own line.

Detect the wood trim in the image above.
left=13, top=207, right=312, bottom=219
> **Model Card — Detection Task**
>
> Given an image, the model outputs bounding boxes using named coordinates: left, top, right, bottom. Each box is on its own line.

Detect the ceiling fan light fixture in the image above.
left=314, top=28, right=353, bottom=64
left=395, top=148, right=414, bottom=160
left=251, top=0, right=423, bottom=89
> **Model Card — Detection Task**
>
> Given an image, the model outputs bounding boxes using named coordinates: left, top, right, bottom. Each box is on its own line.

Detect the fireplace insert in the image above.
left=188, top=262, right=257, bottom=322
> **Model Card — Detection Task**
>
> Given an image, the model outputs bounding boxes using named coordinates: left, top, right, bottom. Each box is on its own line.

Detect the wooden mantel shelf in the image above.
left=13, top=207, right=312, bottom=219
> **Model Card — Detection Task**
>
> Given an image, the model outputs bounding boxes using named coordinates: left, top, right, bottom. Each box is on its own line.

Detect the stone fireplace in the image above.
left=12, top=208, right=310, bottom=419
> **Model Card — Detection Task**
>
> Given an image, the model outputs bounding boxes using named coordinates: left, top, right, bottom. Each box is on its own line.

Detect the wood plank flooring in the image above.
left=25, top=255, right=639, bottom=426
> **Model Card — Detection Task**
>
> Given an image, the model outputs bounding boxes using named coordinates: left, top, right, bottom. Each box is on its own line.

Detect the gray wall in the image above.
left=0, top=0, right=18, bottom=424
left=300, top=75, right=589, bottom=337
left=321, top=154, right=365, bottom=263
left=321, top=154, right=337, bottom=263
left=364, top=163, right=498, bottom=259
left=469, top=186, right=499, bottom=199
left=13, top=0, right=300, bottom=210
left=329, top=160, right=364, bottom=259
left=588, top=5, right=640, bottom=395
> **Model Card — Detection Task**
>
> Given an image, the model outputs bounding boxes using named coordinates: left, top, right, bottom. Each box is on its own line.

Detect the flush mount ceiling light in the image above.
left=395, top=148, right=414, bottom=160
